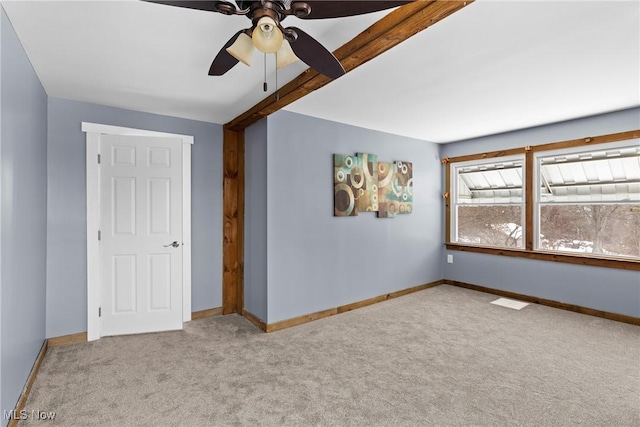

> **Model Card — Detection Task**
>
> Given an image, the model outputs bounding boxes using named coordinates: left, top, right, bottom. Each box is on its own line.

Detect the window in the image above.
left=444, top=130, right=640, bottom=269
left=451, top=157, right=524, bottom=248
left=536, top=141, right=640, bottom=258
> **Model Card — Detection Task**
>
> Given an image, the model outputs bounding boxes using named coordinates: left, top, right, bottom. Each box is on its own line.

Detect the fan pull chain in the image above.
left=263, top=53, right=268, bottom=92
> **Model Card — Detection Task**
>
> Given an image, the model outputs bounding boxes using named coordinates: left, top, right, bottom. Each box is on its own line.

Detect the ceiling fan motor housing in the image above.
left=250, top=3, right=285, bottom=27
left=237, top=1, right=309, bottom=43
left=235, top=1, right=312, bottom=22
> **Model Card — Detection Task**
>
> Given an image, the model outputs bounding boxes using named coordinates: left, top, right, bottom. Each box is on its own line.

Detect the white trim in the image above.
left=84, top=122, right=193, bottom=341
left=86, top=132, right=101, bottom=340
left=450, top=154, right=526, bottom=245
left=182, top=143, right=192, bottom=322
left=81, top=122, right=194, bottom=145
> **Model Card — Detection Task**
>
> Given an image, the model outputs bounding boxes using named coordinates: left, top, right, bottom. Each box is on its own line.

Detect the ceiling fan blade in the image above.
left=287, top=27, right=345, bottom=79
left=208, top=30, right=244, bottom=76
left=297, top=1, right=414, bottom=19
left=141, top=1, right=223, bottom=13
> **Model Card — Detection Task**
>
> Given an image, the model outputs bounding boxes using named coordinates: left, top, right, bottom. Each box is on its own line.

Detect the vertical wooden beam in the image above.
left=525, top=149, right=534, bottom=250
left=222, top=127, right=245, bottom=314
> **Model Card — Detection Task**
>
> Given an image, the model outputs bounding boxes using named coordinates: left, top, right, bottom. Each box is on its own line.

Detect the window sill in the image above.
left=445, top=243, right=640, bottom=271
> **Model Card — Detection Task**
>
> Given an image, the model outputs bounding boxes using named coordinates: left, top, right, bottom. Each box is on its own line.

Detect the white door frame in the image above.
left=83, top=122, right=193, bottom=341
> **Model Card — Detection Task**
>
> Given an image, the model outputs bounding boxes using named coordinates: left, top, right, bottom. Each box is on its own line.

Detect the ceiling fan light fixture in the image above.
left=252, top=16, right=283, bottom=53
left=146, top=0, right=413, bottom=80
left=226, top=32, right=254, bottom=66
left=276, top=40, right=299, bottom=69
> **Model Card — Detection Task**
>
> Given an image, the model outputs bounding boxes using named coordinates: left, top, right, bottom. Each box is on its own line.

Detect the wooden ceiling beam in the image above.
left=225, top=0, right=474, bottom=131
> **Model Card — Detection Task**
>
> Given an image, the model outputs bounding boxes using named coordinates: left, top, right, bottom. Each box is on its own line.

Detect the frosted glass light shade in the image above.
left=252, top=17, right=283, bottom=53
left=276, top=40, right=300, bottom=69
left=226, top=32, right=254, bottom=66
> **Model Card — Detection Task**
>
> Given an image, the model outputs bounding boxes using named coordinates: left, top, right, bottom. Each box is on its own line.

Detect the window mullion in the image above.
left=525, top=150, right=534, bottom=250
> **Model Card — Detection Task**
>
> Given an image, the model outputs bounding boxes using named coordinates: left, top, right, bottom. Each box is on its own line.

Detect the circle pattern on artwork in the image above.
left=334, top=183, right=355, bottom=216
left=345, top=156, right=353, bottom=168
left=350, top=166, right=364, bottom=188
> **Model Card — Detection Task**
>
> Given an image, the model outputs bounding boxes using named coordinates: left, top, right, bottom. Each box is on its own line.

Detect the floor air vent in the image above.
left=490, top=297, right=529, bottom=310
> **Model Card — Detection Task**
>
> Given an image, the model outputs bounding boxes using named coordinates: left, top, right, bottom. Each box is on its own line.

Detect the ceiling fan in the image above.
left=144, top=1, right=414, bottom=79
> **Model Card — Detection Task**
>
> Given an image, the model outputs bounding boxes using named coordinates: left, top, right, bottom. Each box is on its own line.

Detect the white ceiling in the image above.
left=2, top=0, right=639, bottom=143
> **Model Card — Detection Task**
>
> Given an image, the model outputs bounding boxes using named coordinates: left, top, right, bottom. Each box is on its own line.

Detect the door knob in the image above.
left=164, top=241, right=180, bottom=248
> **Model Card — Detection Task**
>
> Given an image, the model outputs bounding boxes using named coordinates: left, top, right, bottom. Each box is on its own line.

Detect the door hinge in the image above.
left=99, top=307, right=102, bottom=317
left=98, top=230, right=101, bottom=241
left=97, top=153, right=101, bottom=164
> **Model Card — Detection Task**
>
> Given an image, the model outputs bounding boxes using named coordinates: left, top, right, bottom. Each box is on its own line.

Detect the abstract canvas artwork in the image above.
left=333, top=154, right=359, bottom=216
left=334, top=153, right=413, bottom=218
left=355, top=152, right=379, bottom=213
left=378, top=160, right=413, bottom=218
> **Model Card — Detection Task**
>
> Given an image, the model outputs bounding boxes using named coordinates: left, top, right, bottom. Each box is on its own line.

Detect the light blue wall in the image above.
left=0, top=7, right=48, bottom=421
left=244, top=119, right=268, bottom=321
left=441, top=108, right=640, bottom=158
left=441, top=108, right=640, bottom=317
left=46, top=98, right=224, bottom=337
left=265, top=111, right=442, bottom=323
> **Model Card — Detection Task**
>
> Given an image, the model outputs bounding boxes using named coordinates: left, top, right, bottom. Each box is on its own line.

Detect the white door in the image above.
left=100, top=134, right=183, bottom=336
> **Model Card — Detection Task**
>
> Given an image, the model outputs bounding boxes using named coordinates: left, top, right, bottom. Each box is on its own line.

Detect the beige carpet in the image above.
left=20, top=285, right=640, bottom=426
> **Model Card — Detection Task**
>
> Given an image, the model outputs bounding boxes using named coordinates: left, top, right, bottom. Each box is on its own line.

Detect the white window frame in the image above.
left=533, top=138, right=640, bottom=254
left=450, top=155, right=526, bottom=247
